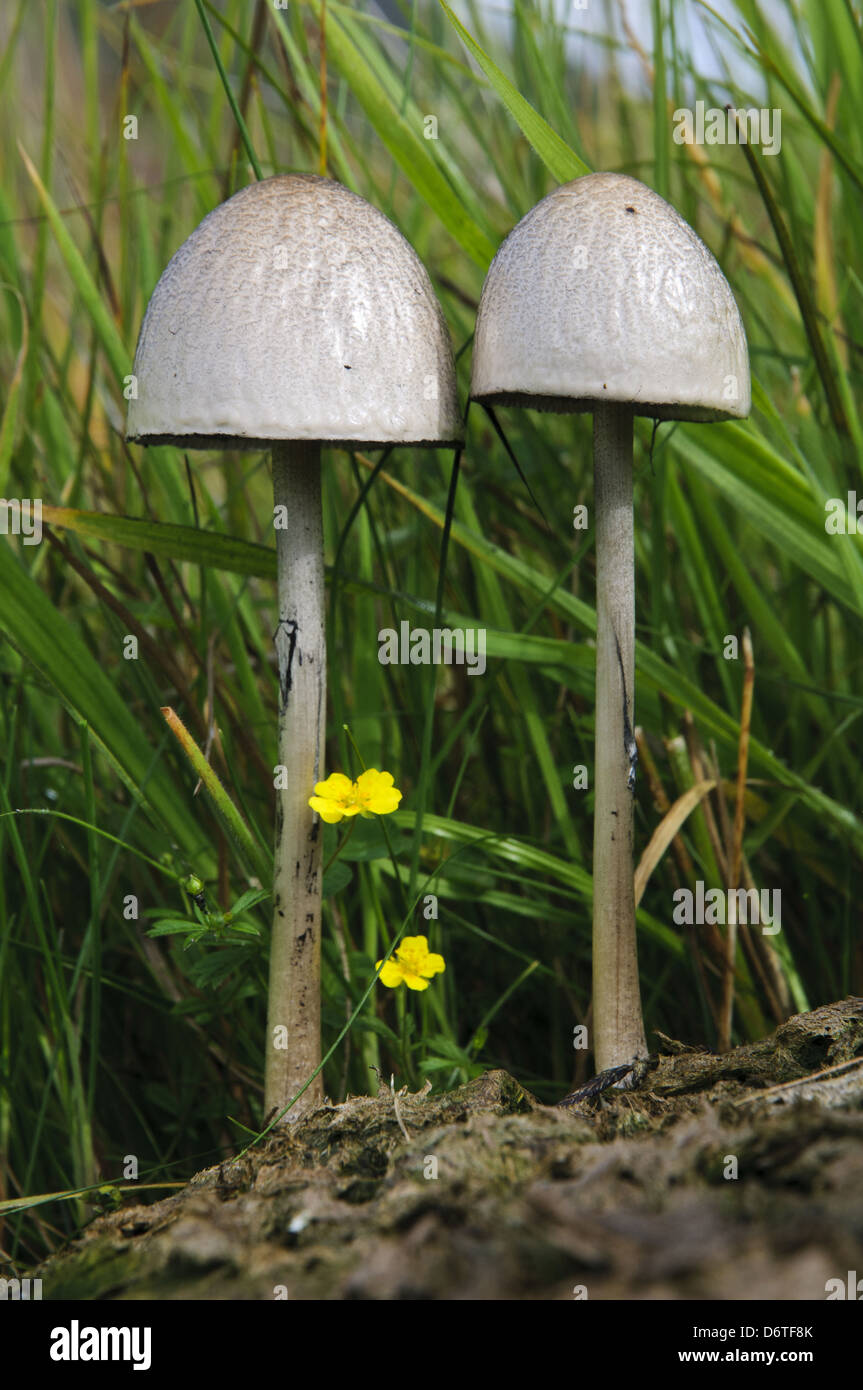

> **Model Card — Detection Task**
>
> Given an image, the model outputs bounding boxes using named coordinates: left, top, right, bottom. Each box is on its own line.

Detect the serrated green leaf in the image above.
left=230, top=888, right=270, bottom=916
left=224, top=921, right=261, bottom=938
left=146, top=921, right=198, bottom=937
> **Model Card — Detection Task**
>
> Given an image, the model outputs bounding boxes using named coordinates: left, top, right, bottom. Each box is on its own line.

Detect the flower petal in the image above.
left=421, top=952, right=446, bottom=977
left=402, top=972, right=431, bottom=991
left=312, top=772, right=354, bottom=801
left=398, top=935, right=424, bottom=954
left=358, top=768, right=393, bottom=790
left=356, top=769, right=402, bottom=816
left=376, top=959, right=404, bottom=988
left=308, top=796, right=346, bottom=823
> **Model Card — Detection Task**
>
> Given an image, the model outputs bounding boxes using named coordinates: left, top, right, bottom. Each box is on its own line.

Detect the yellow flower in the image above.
left=375, top=935, right=446, bottom=991
left=309, top=768, right=402, bottom=824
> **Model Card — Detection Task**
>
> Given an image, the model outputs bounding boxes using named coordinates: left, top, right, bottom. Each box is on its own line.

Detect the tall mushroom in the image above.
left=127, top=174, right=462, bottom=1119
left=470, top=172, right=750, bottom=1076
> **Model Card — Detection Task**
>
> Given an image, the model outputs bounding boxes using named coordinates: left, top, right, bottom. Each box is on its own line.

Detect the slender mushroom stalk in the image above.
left=592, top=403, right=645, bottom=1069
left=267, top=442, right=325, bottom=1112
left=470, top=172, right=750, bottom=1077
left=126, top=175, right=462, bottom=1121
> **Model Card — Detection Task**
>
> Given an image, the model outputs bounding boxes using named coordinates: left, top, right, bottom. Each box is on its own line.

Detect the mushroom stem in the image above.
left=592, top=402, right=647, bottom=1074
left=265, top=441, right=326, bottom=1120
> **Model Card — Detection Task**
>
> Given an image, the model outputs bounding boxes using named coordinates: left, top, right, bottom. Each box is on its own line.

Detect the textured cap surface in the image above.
left=127, top=174, right=463, bottom=449
left=471, top=172, right=750, bottom=422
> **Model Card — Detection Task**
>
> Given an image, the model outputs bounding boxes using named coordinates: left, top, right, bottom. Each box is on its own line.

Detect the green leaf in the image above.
left=223, top=921, right=261, bottom=939
left=42, top=506, right=277, bottom=579
left=437, top=0, right=590, bottom=184
left=194, top=0, right=262, bottom=181
left=288, top=1, right=495, bottom=267
left=18, top=143, right=130, bottom=386
left=230, top=887, right=270, bottom=916
left=146, top=921, right=198, bottom=938
left=363, top=457, right=863, bottom=852
left=337, top=820, right=411, bottom=862
left=0, top=540, right=208, bottom=861
left=0, top=283, right=27, bottom=495
left=322, top=860, right=353, bottom=897
left=390, top=810, right=683, bottom=955
left=321, top=1007, right=399, bottom=1045
left=161, top=707, right=271, bottom=886
left=681, top=425, right=863, bottom=617
left=186, top=948, right=250, bottom=988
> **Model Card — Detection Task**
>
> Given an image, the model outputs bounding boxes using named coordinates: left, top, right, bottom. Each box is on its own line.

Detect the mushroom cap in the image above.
left=126, top=174, right=463, bottom=449
left=471, top=172, right=750, bottom=422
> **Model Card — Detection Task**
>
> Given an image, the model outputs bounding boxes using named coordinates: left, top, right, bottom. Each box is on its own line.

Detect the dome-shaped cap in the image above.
left=471, top=172, right=750, bottom=422
left=127, top=174, right=463, bottom=449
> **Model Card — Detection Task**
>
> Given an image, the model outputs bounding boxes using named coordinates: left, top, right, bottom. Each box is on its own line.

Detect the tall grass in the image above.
left=0, top=0, right=860, bottom=1269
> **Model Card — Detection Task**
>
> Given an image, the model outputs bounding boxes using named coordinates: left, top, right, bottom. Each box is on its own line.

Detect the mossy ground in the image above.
left=35, top=999, right=863, bottom=1300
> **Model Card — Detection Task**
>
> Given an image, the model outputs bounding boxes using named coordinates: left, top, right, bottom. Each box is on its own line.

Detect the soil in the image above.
left=35, top=997, right=863, bottom=1300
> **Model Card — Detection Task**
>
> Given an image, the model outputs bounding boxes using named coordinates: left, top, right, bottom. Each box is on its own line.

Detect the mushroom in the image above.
left=127, top=174, right=462, bottom=1118
left=470, top=172, right=750, bottom=1076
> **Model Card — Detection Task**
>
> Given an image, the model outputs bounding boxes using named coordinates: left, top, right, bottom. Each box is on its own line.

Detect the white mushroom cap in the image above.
left=471, top=172, right=750, bottom=422
left=127, top=174, right=463, bottom=449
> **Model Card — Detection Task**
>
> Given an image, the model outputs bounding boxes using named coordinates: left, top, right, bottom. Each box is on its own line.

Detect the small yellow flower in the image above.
left=309, top=768, right=403, bottom=824
left=375, top=935, right=446, bottom=991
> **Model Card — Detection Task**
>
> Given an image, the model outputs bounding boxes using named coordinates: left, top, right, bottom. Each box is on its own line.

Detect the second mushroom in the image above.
left=471, top=172, right=750, bottom=1077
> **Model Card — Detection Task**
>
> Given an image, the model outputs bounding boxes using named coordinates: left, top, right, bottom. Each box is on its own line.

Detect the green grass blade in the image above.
left=42, top=506, right=277, bottom=579
left=283, top=2, right=494, bottom=266
left=0, top=540, right=207, bottom=861
left=437, top=0, right=590, bottom=184
left=18, top=144, right=130, bottom=386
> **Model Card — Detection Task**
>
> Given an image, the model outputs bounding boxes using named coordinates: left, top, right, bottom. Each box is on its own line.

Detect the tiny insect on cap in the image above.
left=126, top=174, right=464, bottom=452
left=471, top=171, right=750, bottom=423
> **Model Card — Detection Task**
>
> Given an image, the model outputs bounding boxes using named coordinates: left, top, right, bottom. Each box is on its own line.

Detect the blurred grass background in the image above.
left=0, top=0, right=861, bottom=1269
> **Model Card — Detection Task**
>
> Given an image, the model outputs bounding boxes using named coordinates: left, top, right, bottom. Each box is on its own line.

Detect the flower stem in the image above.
left=324, top=816, right=355, bottom=874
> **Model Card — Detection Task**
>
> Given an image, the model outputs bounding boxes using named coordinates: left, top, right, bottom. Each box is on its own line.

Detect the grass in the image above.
left=0, top=0, right=861, bottom=1270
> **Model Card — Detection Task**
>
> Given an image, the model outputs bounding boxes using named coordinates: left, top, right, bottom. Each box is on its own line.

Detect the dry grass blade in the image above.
left=634, top=777, right=718, bottom=908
